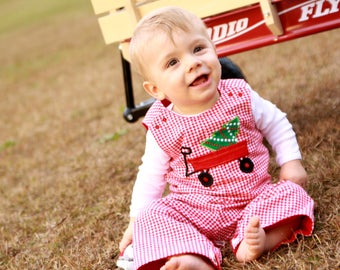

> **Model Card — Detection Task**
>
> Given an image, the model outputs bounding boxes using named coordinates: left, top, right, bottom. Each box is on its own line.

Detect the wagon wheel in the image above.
left=198, top=171, right=214, bottom=187
left=239, top=157, right=254, bottom=173
left=219, top=58, right=246, bottom=80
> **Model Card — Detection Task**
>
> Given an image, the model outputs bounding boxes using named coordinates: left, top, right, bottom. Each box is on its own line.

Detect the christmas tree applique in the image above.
left=201, top=116, right=240, bottom=151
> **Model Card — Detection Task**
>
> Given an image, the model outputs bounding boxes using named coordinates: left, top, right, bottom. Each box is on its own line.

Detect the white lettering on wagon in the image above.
left=299, top=0, right=340, bottom=22
left=207, top=18, right=249, bottom=44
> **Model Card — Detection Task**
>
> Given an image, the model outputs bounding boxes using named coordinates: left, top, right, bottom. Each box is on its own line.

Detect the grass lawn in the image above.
left=0, top=1, right=339, bottom=269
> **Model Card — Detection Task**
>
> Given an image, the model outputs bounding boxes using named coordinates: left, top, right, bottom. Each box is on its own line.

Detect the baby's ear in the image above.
left=143, top=81, right=166, bottom=100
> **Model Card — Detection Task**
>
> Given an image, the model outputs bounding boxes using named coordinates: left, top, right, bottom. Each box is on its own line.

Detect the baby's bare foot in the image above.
left=160, top=254, right=215, bottom=270
left=236, top=216, right=266, bottom=262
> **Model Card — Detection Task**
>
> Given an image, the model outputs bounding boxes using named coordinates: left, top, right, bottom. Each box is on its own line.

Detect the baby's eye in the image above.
left=194, top=46, right=204, bottom=53
left=166, top=58, right=178, bottom=68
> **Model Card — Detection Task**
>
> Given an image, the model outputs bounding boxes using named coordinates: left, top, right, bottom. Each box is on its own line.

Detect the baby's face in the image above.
left=142, top=28, right=221, bottom=115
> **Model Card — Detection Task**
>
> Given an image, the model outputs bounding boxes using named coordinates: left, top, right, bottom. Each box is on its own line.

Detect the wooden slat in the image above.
left=259, top=0, right=283, bottom=36
left=138, top=0, right=259, bottom=19
left=91, top=0, right=128, bottom=14
left=91, top=0, right=263, bottom=44
left=98, top=12, right=136, bottom=44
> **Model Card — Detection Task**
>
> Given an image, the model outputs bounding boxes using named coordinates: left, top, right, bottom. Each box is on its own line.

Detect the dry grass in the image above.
left=0, top=1, right=339, bottom=269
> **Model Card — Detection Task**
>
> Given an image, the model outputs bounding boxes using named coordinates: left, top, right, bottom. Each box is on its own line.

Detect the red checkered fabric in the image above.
left=133, top=79, right=314, bottom=269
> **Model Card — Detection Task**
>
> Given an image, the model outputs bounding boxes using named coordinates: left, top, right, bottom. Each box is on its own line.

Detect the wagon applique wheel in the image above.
left=239, top=157, right=254, bottom=173
left=198, top=171, right=214, bottom=187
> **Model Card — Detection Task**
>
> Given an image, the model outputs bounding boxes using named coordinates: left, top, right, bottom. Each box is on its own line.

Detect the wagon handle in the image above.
left=121, top=51, right=155, bottom=122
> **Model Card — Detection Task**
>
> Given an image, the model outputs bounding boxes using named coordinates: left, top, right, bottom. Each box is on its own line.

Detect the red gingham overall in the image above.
left=133, top=79, right=314, bottom=270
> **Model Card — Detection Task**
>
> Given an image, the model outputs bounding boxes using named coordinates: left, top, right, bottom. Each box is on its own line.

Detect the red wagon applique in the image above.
left=181, top=116, right=254, bottom=187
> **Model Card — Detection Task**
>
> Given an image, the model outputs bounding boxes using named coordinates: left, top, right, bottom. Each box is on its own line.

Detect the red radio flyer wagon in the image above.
left=90, top=0, right=340, bottom=122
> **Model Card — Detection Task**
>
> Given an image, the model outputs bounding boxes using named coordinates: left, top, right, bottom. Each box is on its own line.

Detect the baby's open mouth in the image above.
left=190, top=74, right=208, bottom=86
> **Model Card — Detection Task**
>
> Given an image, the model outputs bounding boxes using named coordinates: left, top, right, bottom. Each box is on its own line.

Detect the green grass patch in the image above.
left=98, top=130, right=128, bottom=144
left=0, top=140, right=16, bottom=151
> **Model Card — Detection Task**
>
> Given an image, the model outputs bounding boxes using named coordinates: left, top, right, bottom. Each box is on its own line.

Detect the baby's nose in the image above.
left=186, top=56, right=202, bottom=73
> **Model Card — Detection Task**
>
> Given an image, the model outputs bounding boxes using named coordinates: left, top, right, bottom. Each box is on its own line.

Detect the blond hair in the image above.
left=129, top=6, right=211, bottom=79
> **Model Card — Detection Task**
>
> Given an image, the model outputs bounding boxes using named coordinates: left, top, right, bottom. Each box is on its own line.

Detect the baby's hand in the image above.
left=279, top=159, right=307, bottom=187
left=119, top=218, right=135, bottom=253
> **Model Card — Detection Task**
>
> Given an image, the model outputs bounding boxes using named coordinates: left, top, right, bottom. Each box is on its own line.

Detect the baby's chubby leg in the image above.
left=236, top=216, right=302, bottom=262
left=160, top=254, right=215, bottom=270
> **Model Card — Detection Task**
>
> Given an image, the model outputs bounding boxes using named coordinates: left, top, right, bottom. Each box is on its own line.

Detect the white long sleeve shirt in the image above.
left=130, top=90, right=301, bottom=217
